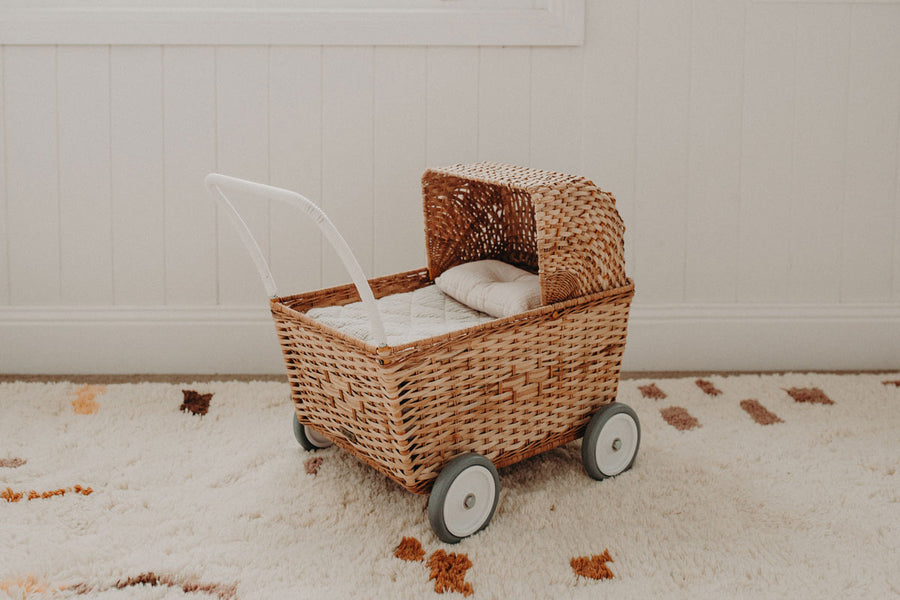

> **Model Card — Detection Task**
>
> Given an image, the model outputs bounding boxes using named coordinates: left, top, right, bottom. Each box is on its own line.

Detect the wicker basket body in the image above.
left=273, top=272, right=633, bottom=495
left=272, top=163, right=633, bottom=495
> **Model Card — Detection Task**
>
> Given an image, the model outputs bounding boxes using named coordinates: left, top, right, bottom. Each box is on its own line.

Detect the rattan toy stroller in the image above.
left=206, top=162, right=639, bottom=544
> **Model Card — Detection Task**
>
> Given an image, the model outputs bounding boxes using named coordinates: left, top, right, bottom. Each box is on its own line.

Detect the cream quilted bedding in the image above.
left=305, top=284, right=495, bottom=346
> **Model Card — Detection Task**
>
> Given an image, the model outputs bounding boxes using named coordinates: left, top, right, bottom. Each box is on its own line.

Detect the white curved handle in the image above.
left=204, top=173, right=388, bottom=348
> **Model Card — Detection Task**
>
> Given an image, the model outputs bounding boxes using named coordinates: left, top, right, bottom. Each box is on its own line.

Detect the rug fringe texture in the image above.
left=0, top=373, right=897, bottom=598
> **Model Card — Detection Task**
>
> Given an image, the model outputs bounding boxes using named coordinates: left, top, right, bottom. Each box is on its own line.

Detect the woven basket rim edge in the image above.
left=271, top=277, right=634, bottom=357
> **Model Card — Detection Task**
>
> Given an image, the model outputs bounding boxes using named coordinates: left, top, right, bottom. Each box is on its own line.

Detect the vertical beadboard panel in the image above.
left=738, top=3, right=796, bottom=302
left=685, top=1, right=745, bottom=302
left=634, top=0, right=692, bottom=303
left=0, top=47, right=7, bottom=305
left=789, top=4, right=850, bottom=303
left=4, top=46, right=60, bottom=305
left=111, top=46, right=165, bottom=306
left=843, top=5, right=900, bottom=303
left=530, top=46, right=583, bottom=174
left=373, top=46, right=427, bottom=278
left=268, top=46, right=323, bottom=296
left=895, top=123, right=900, bottom=303
left=163, top=46, right=217, bottom=305
left=581, top=0, right=639, bottom=274
left=425, top=47, right=479, bottom=167
left=57, top=46, right=112, bottom=305
left=216, top=46, right=270, bottom=304
left=896, top=117, right=900, bottom=302
left=478, top=47, right=531, bottom=166
left=321, top=46, right=375, bottom=287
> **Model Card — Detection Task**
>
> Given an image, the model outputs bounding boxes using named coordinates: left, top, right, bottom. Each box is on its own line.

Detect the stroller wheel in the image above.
left=292, top=414, right=333, bottom=451
left=582, top=402, right=640, bottom=481
left=427, top=453, right=500, bottom=544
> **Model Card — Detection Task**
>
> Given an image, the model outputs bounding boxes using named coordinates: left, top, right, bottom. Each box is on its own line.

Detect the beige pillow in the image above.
left=434, top=260, right=542, bottom=318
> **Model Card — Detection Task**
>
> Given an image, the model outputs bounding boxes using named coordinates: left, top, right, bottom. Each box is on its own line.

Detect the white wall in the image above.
left=1, top=0, right=899, bottom=374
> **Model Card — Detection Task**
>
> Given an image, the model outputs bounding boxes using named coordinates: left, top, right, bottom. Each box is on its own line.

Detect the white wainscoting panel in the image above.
left=162, top=46, right=218, bottom=306
left=530, top=46, right=584, bottom=175
left=789, top=4, right=849, bottom=304
left=738, top=3, right=796, bottom=303
left=1, top=0, right=899, bottom=373
left=57, top=45, right=113, bottom=306
left=215, top=46, right=272, bottom=305
left=425, top=47, right=479, bottom=167
left=111, top=46, right=166, bottom=306
left=321, top=46, right=375, bottom=287
left=685, top=0, right=744, bottom=303
left=267, top=46, right=324, bottom=296
left=477, top=47, right=532, bottom=167
left=373, top=46, right=428, bottom=278
left=633, top=0, right=692, bottom=304
left=843, top=5, right=900, bottom=303
left=0, top=47, right=8, bottom=306
left=580, top=0, right=638, bottom=274
left=4, top=46, right=61, bottom=306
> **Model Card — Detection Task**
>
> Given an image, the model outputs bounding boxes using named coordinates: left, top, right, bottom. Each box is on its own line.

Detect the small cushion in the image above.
left=434, top=260, right=542, bottom=318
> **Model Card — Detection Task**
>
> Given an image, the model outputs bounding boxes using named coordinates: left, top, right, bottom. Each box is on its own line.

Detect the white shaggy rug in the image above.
left=1, top=373, right=898, bottom=599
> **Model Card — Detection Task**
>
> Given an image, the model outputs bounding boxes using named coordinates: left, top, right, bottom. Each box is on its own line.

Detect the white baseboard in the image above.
left=624, top=303, right=899, bottom=372
left=1, top=303, right=898, bottom=374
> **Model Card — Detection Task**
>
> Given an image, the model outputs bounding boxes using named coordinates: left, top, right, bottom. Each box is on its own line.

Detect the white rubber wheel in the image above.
left=292, top=414, right=333, bottom=451
left=582, top=403, right=640, bottom=480
left=427, top=453, right=500, bottom=544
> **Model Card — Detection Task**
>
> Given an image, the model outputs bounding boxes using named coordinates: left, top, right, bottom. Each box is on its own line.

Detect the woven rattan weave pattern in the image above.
left=271, top=163, right=634, bottom=495
left=422, top=162, right=627, bottom=304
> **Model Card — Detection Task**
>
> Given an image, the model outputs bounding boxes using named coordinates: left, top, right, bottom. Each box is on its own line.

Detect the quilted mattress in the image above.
left=305, top=283, right=495, bottom=346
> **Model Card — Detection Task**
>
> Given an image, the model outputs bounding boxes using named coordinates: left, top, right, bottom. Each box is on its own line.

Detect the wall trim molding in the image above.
left=4, top=301, right=897, bottom=322
left=0, top=0, right=584, bottom=46
left=3, top=305, right=271, bottom=325
left=2, top=302, right=897, bottom=374
left=625, top=302, right=899, bottom=372
left=629, top=302, right=900, bottom=322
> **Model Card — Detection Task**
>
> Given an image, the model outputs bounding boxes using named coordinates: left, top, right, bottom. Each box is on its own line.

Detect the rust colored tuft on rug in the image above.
left=394, top=537, right=426, bottom=562
left=785, top=387, right=833, bottom=405
left=695, top=379, right=722, bottom=396
left=426, top=550, right=474, bottom=597
left=571, top=550, right=615, bottom=580
left=638, top=383, right=667, bottom=400
left=740, top=399, right=783, bottom=425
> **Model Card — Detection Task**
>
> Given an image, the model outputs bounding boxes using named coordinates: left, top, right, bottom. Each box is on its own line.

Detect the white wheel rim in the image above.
left=594, top=413, right=638, bottom=476
left=443, top=465, right=496, bottom=538
left=305, top=426, right=333, bottom=448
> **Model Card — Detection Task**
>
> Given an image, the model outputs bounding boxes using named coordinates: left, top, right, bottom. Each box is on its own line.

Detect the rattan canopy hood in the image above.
left=422, top=162, right=628, bottom=305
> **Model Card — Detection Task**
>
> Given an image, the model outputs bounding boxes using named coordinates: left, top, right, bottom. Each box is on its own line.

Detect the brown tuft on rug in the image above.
left=394, top=537, right=426, bottom=562
left=785, top=387, right=833, bottom=405
left=740, top=399, right=783, bottom=425
left=638, top=383, right=667, bottom=400
left=695, top=379, right=722, bottom=396
left=660, top=406, right=700, bottom=431
left=180, top=390, right=213, bottom=415
left=426, top=550, right=474, bottom=596
left=571, top=550, right=615, bottom=580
